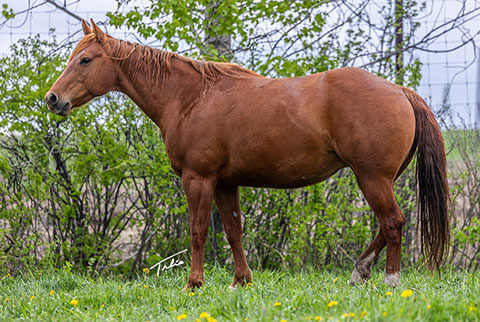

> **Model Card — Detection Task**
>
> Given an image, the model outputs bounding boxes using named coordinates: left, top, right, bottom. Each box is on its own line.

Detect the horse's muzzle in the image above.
left=45, top=92, right=71, bottom=116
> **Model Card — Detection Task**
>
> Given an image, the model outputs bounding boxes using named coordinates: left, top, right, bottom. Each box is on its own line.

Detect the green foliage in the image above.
left=1, top=3, right=14, bottom=20
left=0, top=35, right=189, bottom=275
left=445, top=129, right=480, bottom=270
left=240, top=170, right=373, bottom=270
left=455, top=217, right=480, bottom=245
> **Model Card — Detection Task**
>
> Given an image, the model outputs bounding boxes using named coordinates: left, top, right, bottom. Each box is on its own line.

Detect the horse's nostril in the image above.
left=49, top=93, right=58, bottom=105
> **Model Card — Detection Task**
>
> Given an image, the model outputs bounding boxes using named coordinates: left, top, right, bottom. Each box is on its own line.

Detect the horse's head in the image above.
left=45, top=19, right=117, bottom=116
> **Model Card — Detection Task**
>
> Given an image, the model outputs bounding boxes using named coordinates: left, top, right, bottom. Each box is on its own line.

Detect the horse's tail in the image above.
left=402, top=87, right=450, bottom=271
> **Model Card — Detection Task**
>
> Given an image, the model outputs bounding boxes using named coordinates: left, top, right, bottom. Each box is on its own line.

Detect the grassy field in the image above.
left=0, top=266, right=479, bottom=321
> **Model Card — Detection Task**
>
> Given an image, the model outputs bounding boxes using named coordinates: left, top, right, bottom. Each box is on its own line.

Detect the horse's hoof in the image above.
left=349, top=266, right=369, bottom=285
left=182, top=280, right=204, bottom=291
left=384, top=272, right=401, bottom=287
left=234, top=269, right=253, bottom=285
left=229, top=274, right=253, bottom=290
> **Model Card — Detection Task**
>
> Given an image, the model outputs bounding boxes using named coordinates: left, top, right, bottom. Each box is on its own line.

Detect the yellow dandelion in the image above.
left=342, top=313, right=348, bottom=318
left=244, top=319, right=248, bottom=321
left=315, top=317, right=323, bottom=321
left=143, top=268, right=150, bottom=273
left=382, top=312, right=387, bottom=317
left=469, top=306, right=477, bottom=311
left=401, top=289, right=413, bottom=298
left=280, top=320, right=287, bottom=322
left=427, top=305, right=431, bottom=309
left=327, top=300, right=338, bottom=307
left=274, top=302, right=282, bottom=307
left=386, top=291, right=392, bottom=296
left=177, top=313, right=188, bottom=320
left=6, top=273, right=10, bottom=278
left=200, top=312, right=210, bottom=318
left=29, top=295, right=35, bottom=301
left=100, top=303, right=105, bottom=309
left=70, top=299, right=78, bottom=306
left=349, top=313, right=355, bottom=317
left=170, top=306, right=175, bottom=311
left=49, top=290, right=54, bottom=296
left=189, top=292, right=195, bottom=296
left=360, top=311, right=367, bottom=319
left=207, top=318, right=217, bottom=322
left=144, top=284, right=149, bottom=288
left=195, top=319, right=201, bottom=322
left=333, top=278, right=338, bottom=284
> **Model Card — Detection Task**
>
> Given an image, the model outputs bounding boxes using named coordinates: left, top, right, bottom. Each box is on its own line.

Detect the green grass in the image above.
left=0, top=266, right=479, bottom=321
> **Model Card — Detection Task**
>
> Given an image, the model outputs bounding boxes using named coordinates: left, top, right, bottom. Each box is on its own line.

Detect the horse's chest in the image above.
left=164, top=134, right=224, bottom=177
left=164, top=142, right=184, bottom=175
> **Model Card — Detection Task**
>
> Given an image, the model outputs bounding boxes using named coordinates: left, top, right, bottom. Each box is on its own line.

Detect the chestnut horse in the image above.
left=45, top=20, right=449, bottom=289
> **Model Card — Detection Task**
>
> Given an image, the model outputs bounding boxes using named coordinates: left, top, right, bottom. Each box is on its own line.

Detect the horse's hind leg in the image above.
left=214, top=186, right=252, bottom=288
left=351, top=175, right=405, bottom=287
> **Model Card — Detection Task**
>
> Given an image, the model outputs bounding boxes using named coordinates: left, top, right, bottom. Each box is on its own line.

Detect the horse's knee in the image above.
left=191, top=230, right=208, bottom=249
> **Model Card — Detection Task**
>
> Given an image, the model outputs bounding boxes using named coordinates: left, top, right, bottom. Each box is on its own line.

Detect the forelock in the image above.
left=69, top=34, right=98, bottom=62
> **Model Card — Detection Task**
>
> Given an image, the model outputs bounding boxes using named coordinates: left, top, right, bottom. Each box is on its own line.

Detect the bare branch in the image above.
left=44, top=0, right=84, bottom=22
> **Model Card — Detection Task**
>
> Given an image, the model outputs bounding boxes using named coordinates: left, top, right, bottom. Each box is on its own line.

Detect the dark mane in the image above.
left=70, top=33, right=261, bottom=94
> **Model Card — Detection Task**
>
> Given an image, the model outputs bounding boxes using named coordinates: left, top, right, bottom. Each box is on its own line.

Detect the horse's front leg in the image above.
left=214, top=186, right=252, bottom=288
left=182, top=170, right=215, bottom=290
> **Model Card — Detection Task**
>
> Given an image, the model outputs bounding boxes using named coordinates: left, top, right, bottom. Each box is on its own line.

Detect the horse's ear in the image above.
left=90, top=19, right=105, bottom=43
left=82, top=19, right=92, bottom=35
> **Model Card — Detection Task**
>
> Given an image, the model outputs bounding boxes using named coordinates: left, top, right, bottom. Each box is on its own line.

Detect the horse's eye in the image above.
left=80, top=57, right=92, bottom=65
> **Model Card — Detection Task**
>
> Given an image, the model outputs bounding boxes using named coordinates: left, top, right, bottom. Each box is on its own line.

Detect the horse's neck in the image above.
left=116, top=51, right=203, bottom=136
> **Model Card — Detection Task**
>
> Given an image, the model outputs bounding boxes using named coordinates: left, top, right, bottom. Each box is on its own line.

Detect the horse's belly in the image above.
left=221, top=150, right=346, bottom=189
